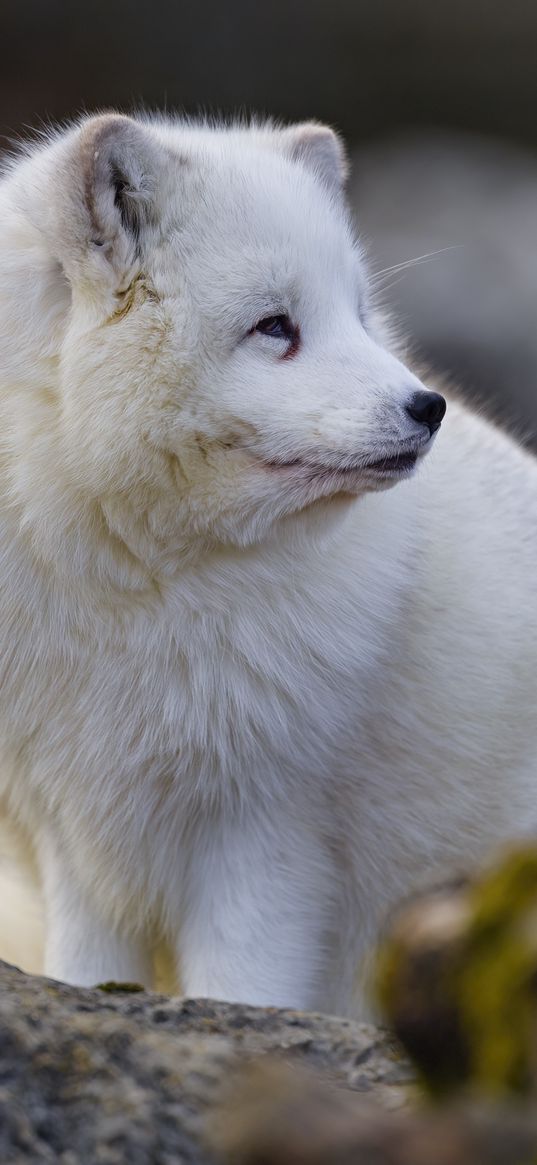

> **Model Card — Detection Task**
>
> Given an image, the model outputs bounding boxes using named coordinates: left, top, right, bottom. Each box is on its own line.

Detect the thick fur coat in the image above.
left=0, top=114, right=535, bottom=1015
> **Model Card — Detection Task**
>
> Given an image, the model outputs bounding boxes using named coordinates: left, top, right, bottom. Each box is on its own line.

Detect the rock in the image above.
left=1, top=942, right=537, bottom=1163
left=0, top=959, right=405, bottom=1163
left=377, top=848, right=537, bottom=1099
left=213, top=1060, right=537, bottom=1165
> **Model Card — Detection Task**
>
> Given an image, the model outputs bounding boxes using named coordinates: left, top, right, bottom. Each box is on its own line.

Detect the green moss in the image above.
left=458, top=851, right=537, bottom=1097
left=377, top=849, right=537, bottom=1100
left=96, top=981, right=145, bottom=993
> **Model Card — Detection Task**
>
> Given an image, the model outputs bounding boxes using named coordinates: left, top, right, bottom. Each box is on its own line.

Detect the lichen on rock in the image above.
left=377, top=848, right=537, bottom=1100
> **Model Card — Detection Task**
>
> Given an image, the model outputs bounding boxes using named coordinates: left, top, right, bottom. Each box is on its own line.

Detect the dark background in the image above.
left=2, top=0, right=537, bottom=443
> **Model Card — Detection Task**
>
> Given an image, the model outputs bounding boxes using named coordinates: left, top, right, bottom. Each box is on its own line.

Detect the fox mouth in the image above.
left=264, top=448, right=420, bottom=480
left=360, top=451, right=419, bottom=475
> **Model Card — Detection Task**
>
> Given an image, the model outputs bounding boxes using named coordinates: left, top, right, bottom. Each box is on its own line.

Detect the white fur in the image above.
left=0, top=113, right=536, bottom=1015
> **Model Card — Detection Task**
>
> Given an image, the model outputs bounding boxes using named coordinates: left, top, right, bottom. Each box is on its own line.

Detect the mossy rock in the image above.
left=377, top=849, right=537, bottom=1100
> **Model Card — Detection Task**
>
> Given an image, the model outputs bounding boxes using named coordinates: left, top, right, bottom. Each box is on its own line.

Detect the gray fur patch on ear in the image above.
left=78, top=115, right=158, bottom=248
left=281, top=123, right=349, bottom=191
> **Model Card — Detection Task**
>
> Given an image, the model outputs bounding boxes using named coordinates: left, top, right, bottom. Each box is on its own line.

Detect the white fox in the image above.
left=0, top=113, right=535, bottom=1015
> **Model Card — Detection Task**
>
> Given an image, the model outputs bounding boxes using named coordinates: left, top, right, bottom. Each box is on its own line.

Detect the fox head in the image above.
left=0, top=114, right=445, bottom=572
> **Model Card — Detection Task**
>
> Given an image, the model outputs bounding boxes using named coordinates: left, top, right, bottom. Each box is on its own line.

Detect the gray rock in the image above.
left=0, top=959, right=407, bottom=1163
left=2, top=959, right=537, bottom=1164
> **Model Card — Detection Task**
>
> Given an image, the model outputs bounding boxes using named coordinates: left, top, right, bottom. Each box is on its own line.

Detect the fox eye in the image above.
left=255, top=314, right=292, bottom=338
left=254, top=314, right=300, bottom=356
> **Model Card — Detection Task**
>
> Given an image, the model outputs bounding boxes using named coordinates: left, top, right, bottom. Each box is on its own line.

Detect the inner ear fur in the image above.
left=53, top=114, right=164, bottom=288
left=280, top=122, right=349, bottom=191
left=78, top=114, right=159, bottom=247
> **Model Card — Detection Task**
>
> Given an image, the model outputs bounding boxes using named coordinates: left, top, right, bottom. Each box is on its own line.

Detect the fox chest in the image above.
left=22, top=614, right=362, bottom=811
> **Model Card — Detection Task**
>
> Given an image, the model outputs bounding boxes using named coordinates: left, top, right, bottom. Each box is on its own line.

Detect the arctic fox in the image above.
left=0, top=113, right=535, bottom=1016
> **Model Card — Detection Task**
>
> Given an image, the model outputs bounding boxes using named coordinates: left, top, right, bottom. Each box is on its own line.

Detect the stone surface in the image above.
left=0, top=959, right=407, bottom=1163
left=1, top=957, right=537, bottom=1163
left=214, top=1060, right=537, bottom=1165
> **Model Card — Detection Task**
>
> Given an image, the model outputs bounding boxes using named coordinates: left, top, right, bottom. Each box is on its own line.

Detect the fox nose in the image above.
left=406, top=390, right=446, bottom=435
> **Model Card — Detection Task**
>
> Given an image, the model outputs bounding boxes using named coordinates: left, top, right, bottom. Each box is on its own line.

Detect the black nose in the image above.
left=406, top=390, right=446, bottom=435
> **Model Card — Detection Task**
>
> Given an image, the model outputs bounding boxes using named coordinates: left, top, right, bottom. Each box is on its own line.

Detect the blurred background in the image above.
left=2, top=0, right=537, bottom=443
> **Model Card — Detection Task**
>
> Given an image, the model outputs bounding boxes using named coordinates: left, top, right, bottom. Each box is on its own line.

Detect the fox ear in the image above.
left=280, top=122, right=349, bottom=191
left=51, top=114, right=163, bottom=287
left=79, top=115, right=158, bottom=243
